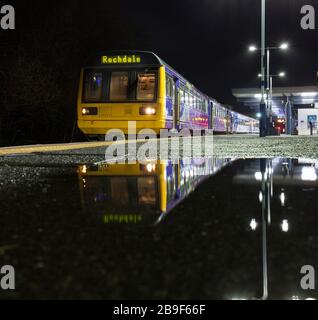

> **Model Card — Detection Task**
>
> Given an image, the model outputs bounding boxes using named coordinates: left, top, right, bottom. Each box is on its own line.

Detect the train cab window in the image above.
left=137, top=73, right=156, bottom=101
left=137, top=177, right=156, bottom=206
left=110, top=71, right=129, bottom=101
left=84, top=71, right=104, bottom=101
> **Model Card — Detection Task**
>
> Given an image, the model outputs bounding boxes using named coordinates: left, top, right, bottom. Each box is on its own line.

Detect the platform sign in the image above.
left=307, top=115, right=317, bottom=128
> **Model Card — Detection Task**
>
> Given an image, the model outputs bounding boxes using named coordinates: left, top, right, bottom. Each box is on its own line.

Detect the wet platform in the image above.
left=1, top=156, right=318, bottom=299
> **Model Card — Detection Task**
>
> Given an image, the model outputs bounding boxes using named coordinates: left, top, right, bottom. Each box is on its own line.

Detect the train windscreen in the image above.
left=83, top=68, right=158, bottom=103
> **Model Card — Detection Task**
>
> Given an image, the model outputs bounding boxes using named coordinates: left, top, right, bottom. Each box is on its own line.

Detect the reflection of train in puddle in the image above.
left=78, top=158, right=232, bottom=225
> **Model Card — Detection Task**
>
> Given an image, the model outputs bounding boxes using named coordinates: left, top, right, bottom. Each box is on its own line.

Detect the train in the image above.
left=77, top=51, right=259, bottom=139
left=78, top=157, right=232, bottom=224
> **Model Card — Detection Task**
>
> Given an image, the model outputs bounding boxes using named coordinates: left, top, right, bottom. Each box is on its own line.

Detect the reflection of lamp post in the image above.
left=260, top=159, right=270, bottom=300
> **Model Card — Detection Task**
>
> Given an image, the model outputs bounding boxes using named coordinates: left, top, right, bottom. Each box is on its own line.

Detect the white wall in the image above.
left=298, top=108, right=318, bottom=135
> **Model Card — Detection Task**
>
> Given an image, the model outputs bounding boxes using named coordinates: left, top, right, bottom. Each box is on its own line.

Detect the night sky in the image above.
left=4, top=0, right=318, bottom=109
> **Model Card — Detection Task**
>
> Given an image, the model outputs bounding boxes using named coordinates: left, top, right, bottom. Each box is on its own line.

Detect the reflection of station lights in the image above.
left=281, top=219, right=289, bottom=232
left=249, top=219, right=258, bottom=231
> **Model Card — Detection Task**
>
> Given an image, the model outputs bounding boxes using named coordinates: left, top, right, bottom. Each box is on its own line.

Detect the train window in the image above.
left=137, top=177, right=156, bottom=206
left=180, top=87, right=185, bottom=104
left=110, top=72, right=129, bottom=101
left=166, top=76, right=173, bottom=98
left=185, top=91, right=189, bottom=106
left=191, top=94, right=195, bottom=109
left=84, top=71, right=104, bottom=101
left=137, top=73, right=156, bottom=101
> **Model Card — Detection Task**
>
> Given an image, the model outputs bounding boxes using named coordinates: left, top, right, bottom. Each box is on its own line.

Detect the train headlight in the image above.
left=82, top=107, right=98, bottom=115
left=140, top=106, right=156, bottom=115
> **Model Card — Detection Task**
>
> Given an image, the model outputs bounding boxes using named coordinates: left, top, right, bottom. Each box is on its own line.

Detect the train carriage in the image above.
left=77, top=50, right=258, bottom=138
left=78, top=51, right=210, bottom=139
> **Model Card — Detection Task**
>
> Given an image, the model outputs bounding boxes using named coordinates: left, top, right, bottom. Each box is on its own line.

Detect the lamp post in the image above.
left=250, top=41, right=288, bottom=135
left=258, top=72, right=286, bottom=116
left=260, top=0, right=266, bottom=137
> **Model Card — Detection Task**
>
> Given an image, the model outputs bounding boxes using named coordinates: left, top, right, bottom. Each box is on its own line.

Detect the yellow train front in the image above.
left=77, top=51, right=210, bottom=139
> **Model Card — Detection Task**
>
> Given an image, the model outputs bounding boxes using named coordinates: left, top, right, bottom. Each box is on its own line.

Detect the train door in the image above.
left=172, top=79, right=180, bottom=130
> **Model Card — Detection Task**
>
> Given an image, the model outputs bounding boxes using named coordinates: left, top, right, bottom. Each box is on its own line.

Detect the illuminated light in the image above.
left=281, top=219, right=289, bottom=232
left=301, top=167, right=317, bottom=181
left=81, top=165, right=87, bottom=174
left=259, top=191, right=263, bottom=203
left=279, top=72, right=286, bottom=77
left=280, top=43, right=289, bottom=50
left=249, top=45, right=258, bottom=52
left=258, top=74, right=262, bottom=78
left=255, top=172, right=262, bottom=181
left=140, top=106, right=156, bottom=115
left=306, top=298, right=316, bottom=300
left=146, top=163, right=156, bottom=173
left=101, top=55, right=141, bottom=64
left=250, top=219, right=258, bottom=231
left=301, top=92, right=318, bottom=97
left=302, top=99, right=315, bottom=104
left=292, top=295, right=300, bottom=300
left=81, top=107, right=98, bottom=116
left=254, top=93, right=266, bottom=100
left=145, top=107, right=156, bottom=115
left=256, top=112, right=262, bottom=118
left=280, top=192, right=286, bottom=206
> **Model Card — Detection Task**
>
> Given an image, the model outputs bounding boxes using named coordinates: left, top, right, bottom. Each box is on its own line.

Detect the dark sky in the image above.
left=6, top=0, right=318, bottom=108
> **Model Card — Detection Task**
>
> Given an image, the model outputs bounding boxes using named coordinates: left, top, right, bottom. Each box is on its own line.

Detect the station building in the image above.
left=232, top=86, right=318, bottom=135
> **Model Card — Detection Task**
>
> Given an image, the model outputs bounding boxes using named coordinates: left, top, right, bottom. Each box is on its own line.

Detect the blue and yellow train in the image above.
left=77, top=51, right=259, bottom=138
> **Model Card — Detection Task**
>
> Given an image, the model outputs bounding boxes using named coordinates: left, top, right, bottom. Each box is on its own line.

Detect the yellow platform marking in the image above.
left=0, top=141, right=117, bottom=156
left=0, top=138, right=172, bottom=156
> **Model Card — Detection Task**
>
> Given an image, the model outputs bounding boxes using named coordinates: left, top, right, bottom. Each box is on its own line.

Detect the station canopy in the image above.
left=232, top=86, right=318, bottom=118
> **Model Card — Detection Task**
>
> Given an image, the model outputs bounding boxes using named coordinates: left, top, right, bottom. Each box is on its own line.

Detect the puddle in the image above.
left=0, top=157, right=318, bottom=299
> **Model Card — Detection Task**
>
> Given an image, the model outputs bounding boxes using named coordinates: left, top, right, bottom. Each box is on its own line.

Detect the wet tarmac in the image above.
left=1, top=157, right=318, bottom=300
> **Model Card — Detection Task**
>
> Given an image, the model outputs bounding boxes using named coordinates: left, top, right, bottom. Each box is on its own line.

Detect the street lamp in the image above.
left=249, top=40, right=289, bottom=135
left=280, top=43, right=289, bottom=50
left=249, top=45, right=258, bottom=52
